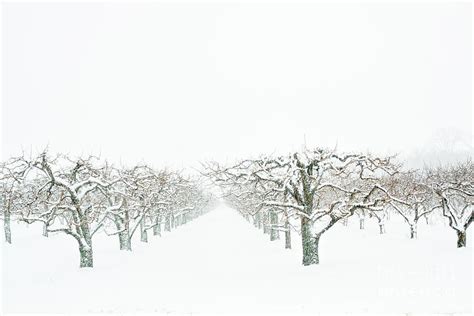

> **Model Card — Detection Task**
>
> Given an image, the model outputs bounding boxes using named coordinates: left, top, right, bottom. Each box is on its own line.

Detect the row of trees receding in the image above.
left=1, top=148, right=472, bottom=268
left=1, top=151, right=215, bottom=268
left=203, top=148, right=473, bottom=266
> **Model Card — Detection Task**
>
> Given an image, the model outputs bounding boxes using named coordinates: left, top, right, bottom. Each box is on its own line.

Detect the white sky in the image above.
left=1, top=1, right=472, bottom=169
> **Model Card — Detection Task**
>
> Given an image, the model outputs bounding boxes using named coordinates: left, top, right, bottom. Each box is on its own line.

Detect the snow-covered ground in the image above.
left=1, top=204, right=472, bottom=315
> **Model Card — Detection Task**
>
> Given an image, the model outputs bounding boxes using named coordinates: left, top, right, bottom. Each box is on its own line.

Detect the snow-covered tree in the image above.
left=97, top=166, right=208, bottom=250
left=204, top=148, right=399, bottom=265
left=0, top=149, right=215, bottom=268
left=384, top=171, right=438, bottom=239
left=426, top=160, right=473, bottom=247
left=0, top=159, right=28, bottom=243
left=14, top=152, right=122, bottom=267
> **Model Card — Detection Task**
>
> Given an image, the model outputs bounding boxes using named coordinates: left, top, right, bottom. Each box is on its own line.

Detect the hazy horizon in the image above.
left=2, top=2, right=472, bottom=169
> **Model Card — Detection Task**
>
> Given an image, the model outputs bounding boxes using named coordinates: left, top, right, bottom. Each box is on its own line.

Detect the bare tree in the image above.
left=0, top=157, right=31, bottom=243
left=427, top=160, right=473, bottom=247
left=369, top=207, right=389, bottom=234
left=0, top=182, right=21, bottom=243
left=99, top=166, right=174, bottom=249
left=385, top=171, right=438, bottom=239
left=14, top=152, right=121, bottom=268
left=204, top=148, right=399, bottom=265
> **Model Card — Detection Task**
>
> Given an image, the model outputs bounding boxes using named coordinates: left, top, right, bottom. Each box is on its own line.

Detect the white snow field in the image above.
left=1, top=204, right=472, bottom=315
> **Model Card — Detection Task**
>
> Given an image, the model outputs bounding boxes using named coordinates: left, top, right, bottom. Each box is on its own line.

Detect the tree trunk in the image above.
left=140, top=217, right=148, bottom=243
left=284, top=218, right=291, bottom=249
left=410, top=224, right=417, bottom=239
left=301, top=217, right=319, bottom=265
left=118, top=231, right=132, bottom=251
left=359, top=218, right=365, bottom=230
left=113, top=215, right=131, bottom=250
left=256, top=212, right=262, bottom=230
left=78, top=221, right=94, bottom=268
left=457, top=230, right=467, bottom=248
left=165, top=214, right=171, bottom=232
left=342, top=217, right=348, bottom=226
left=4, top=209, right=11, bottom=244
left=79, top=244, right=93, bottom=268
left=270, top=211, right=280, bottom=241
left=80, top=221, right=93, bottom=248
left=263, top=213, right=270, bottom=234
left=153, top=215, right=161, bottom=236
left=42, top=222, right=48, bottom=237
left=379, top=223, right=385, bottom=234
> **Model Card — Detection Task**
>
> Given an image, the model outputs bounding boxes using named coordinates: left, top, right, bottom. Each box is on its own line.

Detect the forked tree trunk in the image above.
left=4, top=209, right=11, bottom=244
left=301, top=217, right=319, bottom=265
left=457, top=230, right=467, bottom=248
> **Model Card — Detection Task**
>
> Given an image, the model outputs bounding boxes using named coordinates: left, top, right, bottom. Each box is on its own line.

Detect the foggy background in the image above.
left=1, top=2, right=472, bottom=169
